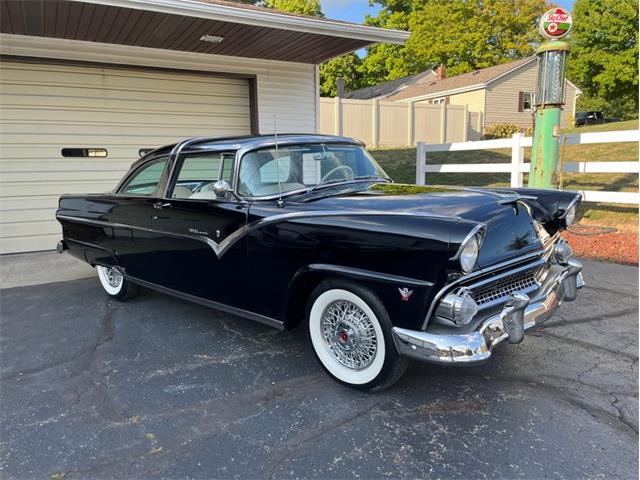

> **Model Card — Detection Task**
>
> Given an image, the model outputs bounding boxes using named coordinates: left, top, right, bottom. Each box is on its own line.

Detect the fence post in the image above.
left=407, top=101, right=415, bottom=146
left=416, top=142, right=427, bottom=185
left=440, top=103, right=447, bottom=143
left=462, top=104, right=468, bottom=141
left=334, top=96, right=342, bottom=136
left=511, top=132, right=525, bottom=187
left=371, top=98, right=380, bottom=147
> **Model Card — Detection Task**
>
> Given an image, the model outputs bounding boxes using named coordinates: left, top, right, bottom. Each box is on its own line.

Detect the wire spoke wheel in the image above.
left=321, top=300, right=377, bottom=370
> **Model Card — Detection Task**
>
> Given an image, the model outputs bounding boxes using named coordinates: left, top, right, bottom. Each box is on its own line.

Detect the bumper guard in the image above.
left=392, top=258, right=584, bottom=365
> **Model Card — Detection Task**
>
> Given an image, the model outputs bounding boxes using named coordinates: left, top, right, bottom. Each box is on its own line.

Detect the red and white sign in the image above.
left=539, top=7, right=573, bottom=39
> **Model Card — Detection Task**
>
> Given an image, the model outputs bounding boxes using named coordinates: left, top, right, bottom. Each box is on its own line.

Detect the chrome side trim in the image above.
left=58, top=209, right=459, bottom=261
left=308, top=264, right=433, bottom=287
left=127, top=276, right=284, bottom=330
left=57, top=214, right=236, bottom=257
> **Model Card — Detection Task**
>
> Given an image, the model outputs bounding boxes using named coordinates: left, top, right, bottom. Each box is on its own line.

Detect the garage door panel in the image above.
left=1, top=83, right=251, bottom=104
left=2, top=64, right=249, bottom=95
left=1, top=196, right=61, bottom=211
left=1, top=60, right=252, bottom=253
left=0, top=119, right=252, bottom=135
left=2, top=181, right=118, bottom=197
left=1, top=208, right=59, bottom=224
left=0, top=220, right=61, bottom=238
left=2, top=171, right=125, bottom=182
left=0, top=160, right=134, bottom=173
left=0, top=234, right=61, bottom=255
left=0, top=146, right=156, bottom=159
left=2, top=96, right=251, bottom=115
left=3, top=110, right=252, bottom=128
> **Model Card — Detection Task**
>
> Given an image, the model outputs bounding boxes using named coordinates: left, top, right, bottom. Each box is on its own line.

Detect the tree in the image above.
left=567, top=0, right=638, bottom=118
left=361, top=0, right=548, bottom=84
left=319, top=53, right=364, bottom=96
left=262, top=0, right=322, bottom=16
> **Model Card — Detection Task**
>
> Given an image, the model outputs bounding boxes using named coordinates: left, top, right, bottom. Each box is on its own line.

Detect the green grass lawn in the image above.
left=370, top=120, right=639, bottom=232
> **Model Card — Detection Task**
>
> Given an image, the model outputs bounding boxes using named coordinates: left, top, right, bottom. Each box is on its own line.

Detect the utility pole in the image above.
left=528, top=7, right=573, bottom=188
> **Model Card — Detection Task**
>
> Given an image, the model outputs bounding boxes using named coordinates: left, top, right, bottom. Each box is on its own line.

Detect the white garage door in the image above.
left=0, top=60, right=252, bottom=254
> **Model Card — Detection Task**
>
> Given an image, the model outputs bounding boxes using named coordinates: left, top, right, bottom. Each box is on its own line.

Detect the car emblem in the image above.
left=398, top=287, right=413, bottom=301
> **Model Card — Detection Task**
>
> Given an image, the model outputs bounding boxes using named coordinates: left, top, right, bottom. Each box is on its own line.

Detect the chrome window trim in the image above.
left=115, top=157, right=169, bottom=197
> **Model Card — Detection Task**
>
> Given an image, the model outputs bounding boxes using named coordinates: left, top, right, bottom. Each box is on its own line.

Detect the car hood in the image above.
left=298, top=183, right=543, bottom=267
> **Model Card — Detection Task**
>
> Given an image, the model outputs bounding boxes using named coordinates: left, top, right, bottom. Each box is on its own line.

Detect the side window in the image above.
left=172, top=152, right=234, bottom=199
left=120, top=159, right=167, bottom=196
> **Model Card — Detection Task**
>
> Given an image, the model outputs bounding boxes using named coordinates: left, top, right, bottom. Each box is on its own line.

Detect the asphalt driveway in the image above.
left=1, top=258, right=638, bottom=479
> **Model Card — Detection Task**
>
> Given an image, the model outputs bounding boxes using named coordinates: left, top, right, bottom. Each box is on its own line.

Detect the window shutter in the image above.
left=518, top=91, right=524, bottom=112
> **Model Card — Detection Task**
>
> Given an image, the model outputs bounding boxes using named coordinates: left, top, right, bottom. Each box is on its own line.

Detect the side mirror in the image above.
left=213, top=180, right=231, bottom=198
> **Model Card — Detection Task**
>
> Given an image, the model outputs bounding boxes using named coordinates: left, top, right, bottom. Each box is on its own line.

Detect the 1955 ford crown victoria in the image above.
left=56, top=134, right=584, bottom=391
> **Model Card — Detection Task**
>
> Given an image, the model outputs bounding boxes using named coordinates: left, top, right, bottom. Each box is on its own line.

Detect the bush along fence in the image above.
left=416, top=130, right=640, bottom=205
left=318, top=97, right=483, bottom=148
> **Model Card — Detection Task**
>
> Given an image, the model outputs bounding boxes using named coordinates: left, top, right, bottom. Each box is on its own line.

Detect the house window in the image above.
left=429, top=97, right=446, bottom=105
left=520, top=92, right=535, bottom=112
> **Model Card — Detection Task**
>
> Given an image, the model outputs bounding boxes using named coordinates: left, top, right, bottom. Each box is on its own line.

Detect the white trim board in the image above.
left=72, top=0, right=410, bottom=44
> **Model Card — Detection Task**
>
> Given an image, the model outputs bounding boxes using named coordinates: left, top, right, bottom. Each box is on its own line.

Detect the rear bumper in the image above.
left=392, top=258, right=584, bottom=365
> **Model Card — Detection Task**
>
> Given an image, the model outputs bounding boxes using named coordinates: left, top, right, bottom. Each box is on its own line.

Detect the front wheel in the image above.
left=307, top=280, right=409, bottom=391
left=96, top=265, right=139, bottom=300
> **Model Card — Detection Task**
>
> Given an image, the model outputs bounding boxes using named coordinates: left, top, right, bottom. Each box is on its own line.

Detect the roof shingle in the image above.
left=387, top=57, right=535, bottom=101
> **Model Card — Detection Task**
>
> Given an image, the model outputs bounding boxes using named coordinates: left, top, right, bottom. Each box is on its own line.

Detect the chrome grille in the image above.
left=470, top=265, right=541, bottom=308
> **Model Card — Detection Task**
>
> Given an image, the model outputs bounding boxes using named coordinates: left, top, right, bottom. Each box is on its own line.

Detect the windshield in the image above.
left=237, top=143, right=388, bottom=198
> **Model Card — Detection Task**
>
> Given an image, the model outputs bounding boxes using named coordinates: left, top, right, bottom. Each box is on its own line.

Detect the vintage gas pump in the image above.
left=528, top=8, right=573, bottom=188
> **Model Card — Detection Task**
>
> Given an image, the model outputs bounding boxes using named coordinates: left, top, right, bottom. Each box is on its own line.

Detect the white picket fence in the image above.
left=416, top=129, right=640, bottom=204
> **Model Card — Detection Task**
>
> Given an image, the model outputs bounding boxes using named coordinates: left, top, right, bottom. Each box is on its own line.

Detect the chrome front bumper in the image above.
left=392, top=258, right=584, bottom=365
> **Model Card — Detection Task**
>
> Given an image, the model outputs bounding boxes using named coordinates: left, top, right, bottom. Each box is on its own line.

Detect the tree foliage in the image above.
left=319, top=53, right=364, bottom=96
left=262, top=0, right=322, bottom=16
left=566, top=0, right=639, bottom=118
left=361, top=0, right=547, bottom=84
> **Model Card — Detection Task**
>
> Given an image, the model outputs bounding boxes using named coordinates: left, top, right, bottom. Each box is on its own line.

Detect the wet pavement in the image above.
left=1, top=259, right=637, bottom=479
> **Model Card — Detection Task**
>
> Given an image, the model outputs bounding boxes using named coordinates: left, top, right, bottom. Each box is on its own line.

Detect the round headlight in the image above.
left=459, top=235, right=479, bottom=273
left=564, top=205, right=576, bottom=227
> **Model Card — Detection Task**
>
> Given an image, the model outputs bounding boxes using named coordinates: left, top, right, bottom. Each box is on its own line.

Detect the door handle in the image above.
left=153, top=202, right=172, bottom=210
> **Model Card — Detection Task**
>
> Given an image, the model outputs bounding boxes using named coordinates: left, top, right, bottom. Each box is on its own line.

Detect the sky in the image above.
left=321, top=0, right=575, bottom=25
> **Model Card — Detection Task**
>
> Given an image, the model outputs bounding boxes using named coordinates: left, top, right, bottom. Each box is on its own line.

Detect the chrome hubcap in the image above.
left=105, top=267, right=122, bottom=288
left=321, top=300, right=377, bottom=370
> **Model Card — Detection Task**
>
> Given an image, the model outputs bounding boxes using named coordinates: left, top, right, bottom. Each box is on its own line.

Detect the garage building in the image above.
left=0, top=0, right=407, bottom=254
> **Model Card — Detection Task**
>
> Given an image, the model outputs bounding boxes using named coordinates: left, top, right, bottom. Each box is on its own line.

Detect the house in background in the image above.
left=344, top=69, right=436, bottom=99
left=386, top=57, right=582, bottom=131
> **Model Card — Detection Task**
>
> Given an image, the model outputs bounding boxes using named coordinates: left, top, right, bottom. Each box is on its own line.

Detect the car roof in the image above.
left=139, top=134, right=364, bottom=163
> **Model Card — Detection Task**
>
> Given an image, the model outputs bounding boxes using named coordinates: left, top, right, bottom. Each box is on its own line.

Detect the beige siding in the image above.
left=485, top=61, right=578, bottom=129
left=448, top=89, right=486, bottom=115
left=0, top=33, right=318, bottom=135
left=0, top=61, right=252, bottom=254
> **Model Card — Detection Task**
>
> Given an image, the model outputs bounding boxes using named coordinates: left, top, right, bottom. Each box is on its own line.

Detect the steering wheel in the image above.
left=193, top=181, right=214, bottom=193
left=321, top=165, right=354, bottom=183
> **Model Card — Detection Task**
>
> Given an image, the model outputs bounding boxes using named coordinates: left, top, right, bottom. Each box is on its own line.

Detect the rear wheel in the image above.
left=96, top=265, right=139, bottom=300
left=307, top=280, right=409, bottom=391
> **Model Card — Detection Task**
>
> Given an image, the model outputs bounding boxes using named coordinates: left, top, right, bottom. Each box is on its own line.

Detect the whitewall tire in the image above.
left=96, top=265, right=139, bottom=300
left=307, top=280, right=409, bottom=391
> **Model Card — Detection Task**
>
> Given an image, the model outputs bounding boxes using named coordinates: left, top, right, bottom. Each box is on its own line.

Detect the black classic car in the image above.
left=56, top=134, right=584, bottom=391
